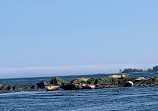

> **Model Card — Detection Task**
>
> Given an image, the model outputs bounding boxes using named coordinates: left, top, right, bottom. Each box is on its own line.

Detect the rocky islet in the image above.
left=1, top=74, right=158, bottom=91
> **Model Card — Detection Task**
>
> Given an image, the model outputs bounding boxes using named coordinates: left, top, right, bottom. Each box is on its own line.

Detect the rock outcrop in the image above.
left=0, top=83, right=37, bottom=91
left=36, top=81, right=49, bottom=89
left=60, top=77, right=95, bottom=90
left=133, top=77, right=158, bottom=86
left=2, top=75, right=158, bottom=91
left=50, top=77, right=69, bottom=86
left=0, top=83, right=12, bottom=90
left=14, top=85, right=37, bottom=90
left=60, top=84, right=79, bottom=90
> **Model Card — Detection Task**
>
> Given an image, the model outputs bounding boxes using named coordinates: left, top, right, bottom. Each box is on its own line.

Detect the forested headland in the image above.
left=122, top=65, right=158, bottom=73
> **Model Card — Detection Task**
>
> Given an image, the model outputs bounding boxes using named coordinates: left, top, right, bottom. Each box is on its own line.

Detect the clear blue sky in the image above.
left=0, top=0, right=158, bottom=78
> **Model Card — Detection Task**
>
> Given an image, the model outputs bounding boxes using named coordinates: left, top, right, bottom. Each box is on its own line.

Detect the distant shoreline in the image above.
left=1, top=71, right=158, bottom=80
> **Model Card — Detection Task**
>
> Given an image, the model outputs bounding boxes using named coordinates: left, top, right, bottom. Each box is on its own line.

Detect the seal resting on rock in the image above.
left=84, top=84, right=96, bottom=89
left=72, top=77, right=90, bottom=85
left=124, top=81, right=133, bottom=87
left=109, top=73, right=128, bottom=79
left=79, top=83, right=96, bottom=89
left=135, top=77, right=147, bottom=81
left=45, top=85, right=59, bottom=91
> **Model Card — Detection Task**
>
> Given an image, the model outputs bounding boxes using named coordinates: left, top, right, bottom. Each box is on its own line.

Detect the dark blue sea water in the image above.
left=0, top=73, right=158, bottom=111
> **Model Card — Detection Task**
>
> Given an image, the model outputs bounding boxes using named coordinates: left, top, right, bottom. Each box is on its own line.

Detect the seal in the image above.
left=45, top=85, right=59, bottom=91
left=109, top=73, right=128, bottom=79
left=124, top=81, right=133, bottom=87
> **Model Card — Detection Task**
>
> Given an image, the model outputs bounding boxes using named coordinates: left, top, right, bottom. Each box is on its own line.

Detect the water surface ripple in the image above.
left=1, top=73, right=158, bottom=111
left=0, top=87, right=158, bottom=111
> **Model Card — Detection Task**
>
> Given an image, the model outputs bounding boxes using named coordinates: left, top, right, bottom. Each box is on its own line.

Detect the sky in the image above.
left=0, top=0, right=158, bottom=78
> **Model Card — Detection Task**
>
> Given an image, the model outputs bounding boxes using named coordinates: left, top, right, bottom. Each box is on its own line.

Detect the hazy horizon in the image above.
left=0, top=0, right=158, bottom=78
left=0, top=63, right=156, bottom=79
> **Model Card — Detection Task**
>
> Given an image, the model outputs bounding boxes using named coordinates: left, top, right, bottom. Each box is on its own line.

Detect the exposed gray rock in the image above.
left=14, top=85, right=27, bottom=90
left=133, top=77, right=158, bottom=86
left=60, top=83, right=96, bottom=90
left=36, top=81, right=49, bottom=89
left=0, top=84, right=12, bottom=90
left=50, top=77, right=69, bottom=86
left=13, top=85, right=36, bottom=90
left=0, top=83, right=4, bottom=90
left=60, top=84, right=79, bottom=90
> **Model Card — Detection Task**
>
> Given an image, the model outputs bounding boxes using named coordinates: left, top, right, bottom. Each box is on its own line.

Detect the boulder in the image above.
left=50, top=77, right=69, bottom=86
left=0, top=83, right=37, bottom=91
left=87, top=78, right=119, bottom=87
left=0, top=83, right=4, bottom=90
left=14, top=85, right=27, bottom=90
left=27, top=85, right=38, bottom=90
left=60, top=84, right=79, bottom=90
left=60, top=83, right=96, bottom=90
left=14, top=85, right=36, bottom=90
left=124, top=81, right=133, bottom=87
left=36, top=81, right=49, bottom=89
left=0, top=84, right=12, bottom=90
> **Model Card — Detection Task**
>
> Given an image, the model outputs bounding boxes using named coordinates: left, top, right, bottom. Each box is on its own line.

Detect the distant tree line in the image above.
left=122, top=65, right=158, bottom=73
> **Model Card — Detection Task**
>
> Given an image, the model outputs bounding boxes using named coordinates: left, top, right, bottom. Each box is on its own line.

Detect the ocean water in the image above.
left=0, top=73, right=158, bottom=111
